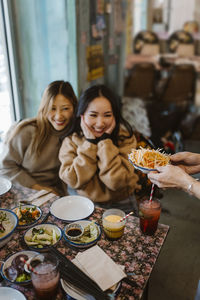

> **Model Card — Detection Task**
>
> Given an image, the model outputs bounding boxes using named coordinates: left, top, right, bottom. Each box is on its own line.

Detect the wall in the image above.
left=76, top=0, right=128, bottom=97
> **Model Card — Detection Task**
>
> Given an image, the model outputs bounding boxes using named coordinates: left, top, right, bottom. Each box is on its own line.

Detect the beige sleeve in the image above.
left=97, top=134, right=139, bottom=191
left=0, top=127, right=37, bottom=187
left=59, top=136, right=98, bottom=189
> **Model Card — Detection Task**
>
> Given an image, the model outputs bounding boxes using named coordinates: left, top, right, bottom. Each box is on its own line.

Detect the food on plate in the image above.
left=70, top=222, right=99, bottom=244
left=5, top=254, right=31, bottom=282
left=13, top=205, right=40, bottom=225
left=128, top=147, right=170, bottom=169
left=25, top=227, right=60, bottom=248
left=0, top=211, right=14, bottom=238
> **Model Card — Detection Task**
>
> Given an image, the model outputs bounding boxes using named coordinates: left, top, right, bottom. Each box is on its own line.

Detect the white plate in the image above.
left=50, top=196, right=94, bottom=222
left=63, top=220, right=101, bottom=249
left=0, top=177, right=12, bottom=195
left=0, top=287, right=26, bottom=300
left=61, top=279, right=121, bottom=300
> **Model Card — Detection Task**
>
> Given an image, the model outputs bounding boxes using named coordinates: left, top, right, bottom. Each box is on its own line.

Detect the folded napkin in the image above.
left=27, top=189, right=50, bottom=202
left=32, top=192, right=56, bottom=207
left=73, top=245, right=126, bottom=291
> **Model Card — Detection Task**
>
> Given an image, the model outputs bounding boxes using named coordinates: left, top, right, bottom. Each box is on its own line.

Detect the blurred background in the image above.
left=1, top=0, right=200, bottom=142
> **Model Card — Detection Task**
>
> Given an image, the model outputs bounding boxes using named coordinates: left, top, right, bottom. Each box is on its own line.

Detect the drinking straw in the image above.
left=149, top=183, right=155, bottom=202
left=20, top=256, right=38, bottom=274
left=119, top=211, right=134, bottom=222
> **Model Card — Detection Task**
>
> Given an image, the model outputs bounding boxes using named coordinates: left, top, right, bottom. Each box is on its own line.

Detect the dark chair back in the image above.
left=159, top=64, right=197, bottom=104
left=124, top=63, right=156, bottom=101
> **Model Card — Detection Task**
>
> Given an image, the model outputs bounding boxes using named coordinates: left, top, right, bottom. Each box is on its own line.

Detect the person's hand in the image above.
left=170, top=152, right=200, bottom=174
left=105, top=118, right=116, bottom=135
left=80, top=115, right=95, bottom=139
left=147, top=165, right=191, bottom=189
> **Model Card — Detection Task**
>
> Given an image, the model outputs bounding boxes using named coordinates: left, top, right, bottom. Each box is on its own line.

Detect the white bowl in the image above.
left=24, top=223, right=62, bottom=251
left=50, top=195, right=94, bottom=222
left=12, top=204, right=42, bottom=229
left=0, top=209, right=18, bottom=248
left=1, top=250, right=39, bottom=285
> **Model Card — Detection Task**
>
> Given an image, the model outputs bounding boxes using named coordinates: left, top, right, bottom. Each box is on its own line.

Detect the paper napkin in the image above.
left=73, top=245, right=126, bottom=291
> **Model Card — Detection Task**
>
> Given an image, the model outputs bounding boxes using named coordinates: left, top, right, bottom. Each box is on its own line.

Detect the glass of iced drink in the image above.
left=102, top=208, right=126, bottom=239
left=139, top=199, right=161, bottom=235
left=31, top=253, right=60, bottom=300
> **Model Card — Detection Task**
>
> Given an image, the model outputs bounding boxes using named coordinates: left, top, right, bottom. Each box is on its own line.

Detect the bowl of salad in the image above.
left=23, top=223, right=62, bottom=251
left=1, top=250, right=39, bottom=285
left=12, top=204, right=42, bottom=229
left=0, top=209, right=18, bottom=248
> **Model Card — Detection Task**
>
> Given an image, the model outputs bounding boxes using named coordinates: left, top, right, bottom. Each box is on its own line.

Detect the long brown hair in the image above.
left=7, top=81, right=77, bottom=156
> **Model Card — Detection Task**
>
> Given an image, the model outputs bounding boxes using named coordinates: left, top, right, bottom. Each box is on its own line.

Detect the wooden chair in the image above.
left=158, top=63, right=197, bottom=104
left=124, top=63, right=157, bottom=101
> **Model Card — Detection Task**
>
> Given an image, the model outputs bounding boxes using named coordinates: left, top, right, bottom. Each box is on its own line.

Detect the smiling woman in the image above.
left=0, top=81, right=77, bottom=196
left=59, top=84, right=140, bottom=211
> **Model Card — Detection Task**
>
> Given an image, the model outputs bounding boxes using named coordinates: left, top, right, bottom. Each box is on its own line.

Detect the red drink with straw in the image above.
left=139, top=199, right=161, bottom=235
left=31, top=253, right=59, bottom=300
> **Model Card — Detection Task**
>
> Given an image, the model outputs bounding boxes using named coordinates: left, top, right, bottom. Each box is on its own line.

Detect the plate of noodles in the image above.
left=128, top=147, right=170, bottom=174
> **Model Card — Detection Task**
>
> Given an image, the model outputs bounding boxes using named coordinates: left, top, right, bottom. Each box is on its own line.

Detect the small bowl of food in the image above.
left=64, top=223, right=84, bottom=241
left=23, top=223, right=62, bottom=251
left=0, top=209, right=18, bottom=248
left=1, top=250, right=39, bottom=285
left=128, top=147, right=170, bottom=174
left=12, top=204, right=42, bottom=229
left=63, top=220, right=101, bottom=248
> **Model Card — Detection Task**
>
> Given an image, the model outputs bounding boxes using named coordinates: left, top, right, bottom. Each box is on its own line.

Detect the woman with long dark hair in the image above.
left=59, top=85, right=139, bottom=211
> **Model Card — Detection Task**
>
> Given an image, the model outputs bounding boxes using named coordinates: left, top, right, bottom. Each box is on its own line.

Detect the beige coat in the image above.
left=59, top=129, right=139, bottom=203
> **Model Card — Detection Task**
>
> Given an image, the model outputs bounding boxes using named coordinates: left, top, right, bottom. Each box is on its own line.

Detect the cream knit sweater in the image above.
left=59, top=128, right=139, bottom=203
left=0, top=123, right=67, bottom=195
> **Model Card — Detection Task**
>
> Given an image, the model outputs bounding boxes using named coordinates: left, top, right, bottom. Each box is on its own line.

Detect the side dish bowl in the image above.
left=12, top=204, right=42, bottom=229
left=23, top=223, right=62, bottom=251
left=0, top=209, right=18, bottom=248
left=1, top=250, right=39, bottom=285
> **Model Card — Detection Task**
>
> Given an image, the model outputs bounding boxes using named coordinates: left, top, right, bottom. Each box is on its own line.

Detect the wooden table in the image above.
left=0, top=184, right=169, bottom=300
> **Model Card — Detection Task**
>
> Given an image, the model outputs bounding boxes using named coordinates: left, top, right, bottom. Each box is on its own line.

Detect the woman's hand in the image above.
left=105, top=118, right=116, bottom=134
left=147, top=165, right=191, bottom=189
left=171, top=152, right=200, bottom=174
left=80, top=115, right=95, bottom=139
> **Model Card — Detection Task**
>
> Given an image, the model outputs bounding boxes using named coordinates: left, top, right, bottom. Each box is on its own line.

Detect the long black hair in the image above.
left=66, top=84, right=133, bottom=145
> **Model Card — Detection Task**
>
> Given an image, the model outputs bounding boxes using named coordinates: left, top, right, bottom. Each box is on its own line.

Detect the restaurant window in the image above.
left=133, top=0, right=147, bottom=36
left=0, top=0, right=20, bottom=148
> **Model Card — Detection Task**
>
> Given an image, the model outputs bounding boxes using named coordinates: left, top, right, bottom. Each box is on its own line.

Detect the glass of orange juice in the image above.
left=102, top=209, right=126, bottom=240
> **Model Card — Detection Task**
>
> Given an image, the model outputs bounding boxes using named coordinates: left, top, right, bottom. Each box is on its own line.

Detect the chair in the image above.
left=158, top=63, right=197, bottom=104
left=124, top=63, right=157, bottom=101
left=168, top=30, right=195, bottom=56
left=134, top=31, right=160, bottom=55
left=147, top=64, right=197, bottom=151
